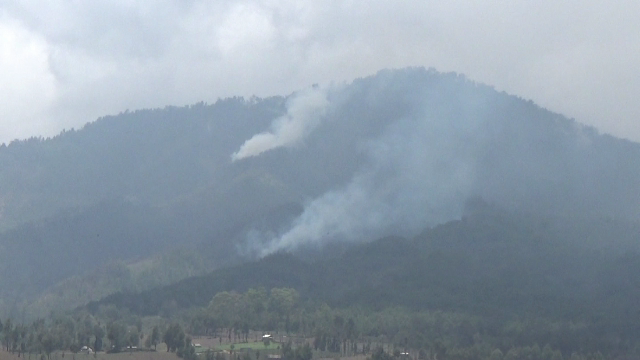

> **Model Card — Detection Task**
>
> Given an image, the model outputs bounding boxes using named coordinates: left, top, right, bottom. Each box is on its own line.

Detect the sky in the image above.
left=1, top=1, right=639, bottom=144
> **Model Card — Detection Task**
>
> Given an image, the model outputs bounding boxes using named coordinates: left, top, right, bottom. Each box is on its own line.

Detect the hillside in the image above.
left=89, top=204, right=640, bottom=318
left=86, top=204, right=640, bottom=355
left=1, top=67, right=640, bottom=316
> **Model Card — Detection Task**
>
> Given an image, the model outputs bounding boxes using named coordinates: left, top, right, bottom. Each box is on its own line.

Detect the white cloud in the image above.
left=0, top=14, right=57, bottom=140
left=0, top=0, right=639, bottom=144
left=216, top=3, right=276, bottom=55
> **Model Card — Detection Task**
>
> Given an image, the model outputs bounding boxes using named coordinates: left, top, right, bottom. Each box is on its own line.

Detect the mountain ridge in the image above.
left=1, top=67, right=639, bottom=317
left=85, top=204, right=640, bottom=327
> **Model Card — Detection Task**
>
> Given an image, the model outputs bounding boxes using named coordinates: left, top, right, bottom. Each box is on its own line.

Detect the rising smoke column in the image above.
left=233, top=71, right=491, bottom=257
left=231, top=87, right=329, bottom=161
left=256, top=112, right=483, bottom=256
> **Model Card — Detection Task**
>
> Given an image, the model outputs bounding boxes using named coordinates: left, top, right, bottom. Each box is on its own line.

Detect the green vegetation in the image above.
left=1, top=68, right=640, bottom=360
left=0, top=202, right=637, bottom=359
left=1, top=67, right=640, bottom=321
left=214, top=341, right=279, bottom=351
left=76, top=204, right=640, bottom=358
left=25, top=250, right=212, bottom=319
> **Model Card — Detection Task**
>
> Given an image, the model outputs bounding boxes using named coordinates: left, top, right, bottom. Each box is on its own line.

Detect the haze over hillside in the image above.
left=89, top=203, right=640, bottom=357
left=0, top=67, right=639, bottom=317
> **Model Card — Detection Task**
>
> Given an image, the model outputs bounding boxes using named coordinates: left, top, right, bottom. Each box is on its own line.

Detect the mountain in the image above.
left=1, top=67, right=639, bottom=316
left=89, top=203, right=640, bottom=317
left=86, top=204, right=640, bottom=353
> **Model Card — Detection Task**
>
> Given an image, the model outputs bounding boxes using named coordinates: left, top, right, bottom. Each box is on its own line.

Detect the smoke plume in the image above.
left=231, top=87, right=329, bottom=161
left=236, top=68, right=620, bottom=257
left=255, top=110, right=484, bottom=256
left=233, top=70, right=495, bottom=256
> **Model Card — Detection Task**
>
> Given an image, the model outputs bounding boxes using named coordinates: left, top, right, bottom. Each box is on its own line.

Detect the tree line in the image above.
left=177, top=287, right=609, bottom=360
left=0, top=285, right=621, bottom=360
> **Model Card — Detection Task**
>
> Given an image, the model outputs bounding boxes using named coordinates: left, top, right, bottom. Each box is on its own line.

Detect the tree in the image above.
left=490, top=348, right=504, bottom=360
left=3, top=318, right=12, bottom=351
left=268, top=288, right=299, bottom=331
left=504, top=348, right=520, bottom=360
left=178, top=336, right=196, bottom=360
left=551, top=350, right=564, bottom=360
left=542, top=344, right=555, bottom=360
left=41, top=331, right=58, bottom=360
left=163, top=323, right=185, bottom=353
left=107, top=322, right=127, bottom=352
left=245, top=288, right=268, bottom=330
left=370, top=347, right=393, bottom=360
left=209, top=291, right=243, bottom=340
left=281, top=342, right=294, bottom=360
left=50, top=316, right=75, bottom=352
left=432, top=340, right=447, bottom=360
left=150, top=326, right=160, bottom=350
left=12, top=323, right=25, bottom=355
left=295, top=343, right=313, bottom=360
left=94, top=325, right=104, bottom=352
left=205, top=349, right=215, bottom=360
left=531, top=344, right=542, bottom=360
left=127, top=327, right=140, bottom=350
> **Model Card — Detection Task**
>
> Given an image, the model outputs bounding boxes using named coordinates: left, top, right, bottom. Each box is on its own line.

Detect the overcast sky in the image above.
left=1, top=1, right=639, bottom=144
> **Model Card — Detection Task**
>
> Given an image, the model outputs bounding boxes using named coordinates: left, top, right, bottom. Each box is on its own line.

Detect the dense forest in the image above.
left=0, top=67, right=639, bottom=359
left=83, top=204, right=640, bottom=357
left=2, top=68, right=640, bottom=317
left=3, top=203, right=637, bottom=359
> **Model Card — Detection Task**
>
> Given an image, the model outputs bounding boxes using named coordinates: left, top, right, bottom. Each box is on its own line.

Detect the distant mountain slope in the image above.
left=0, top=195, right=303, bottom=316
left=0, top=97, right=286, bottom=230
left=87, top=205, right=640, bottom=337
left=1, top=67, right=640, bottom=316
left=24, top=249, right=211, bottom=319
left=2, top=68, right=639, bottom=233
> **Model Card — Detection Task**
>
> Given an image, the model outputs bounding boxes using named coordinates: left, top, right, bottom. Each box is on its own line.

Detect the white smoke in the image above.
left=231, top=70, right=495, bottom=257
left=231, top=87, right=329, bottom=161
left=257, top=108, right=486, bottom=256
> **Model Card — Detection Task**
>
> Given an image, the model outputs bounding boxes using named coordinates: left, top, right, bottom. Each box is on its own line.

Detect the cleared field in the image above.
left=0, top=350, right=181, bottom=360
left=211, top=341, right=280, bottom=351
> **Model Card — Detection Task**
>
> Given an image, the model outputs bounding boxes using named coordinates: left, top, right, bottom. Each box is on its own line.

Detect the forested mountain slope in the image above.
left=2, top=67, right=640, bottom=316
left=88, top=204, right=640, bottom=352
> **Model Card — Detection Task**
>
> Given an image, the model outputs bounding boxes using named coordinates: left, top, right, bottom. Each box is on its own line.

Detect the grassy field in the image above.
left=0, top=350, right=181, bottom=360
left=210, top=341, right=280, bottom=351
